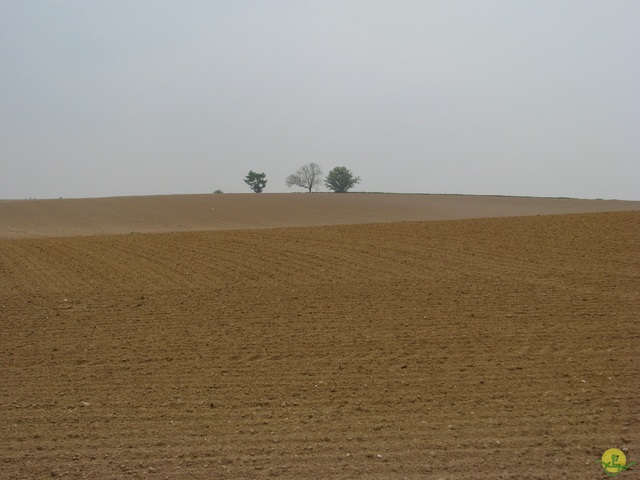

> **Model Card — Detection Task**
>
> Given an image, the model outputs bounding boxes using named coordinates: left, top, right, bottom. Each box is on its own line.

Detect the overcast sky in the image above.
left=1, top=1, right=638, bottom=200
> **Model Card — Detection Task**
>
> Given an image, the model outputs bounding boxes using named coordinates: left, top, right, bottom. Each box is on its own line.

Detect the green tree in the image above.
left=325, top=166, right=360, bottom=193
left=286, top=163, right=323, bottom=192
left=244, top=171, right=267, bottom=193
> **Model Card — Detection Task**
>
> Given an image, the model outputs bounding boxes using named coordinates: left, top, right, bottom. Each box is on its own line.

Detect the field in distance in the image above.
left=1, top=192, right=639, bottom=238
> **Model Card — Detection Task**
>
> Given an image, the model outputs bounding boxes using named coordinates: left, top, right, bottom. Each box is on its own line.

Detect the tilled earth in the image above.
left=1, top=212, right=638, bottom=479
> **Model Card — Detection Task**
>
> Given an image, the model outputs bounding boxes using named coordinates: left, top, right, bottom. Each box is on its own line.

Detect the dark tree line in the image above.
left=243, top=164, right=360, bottom=193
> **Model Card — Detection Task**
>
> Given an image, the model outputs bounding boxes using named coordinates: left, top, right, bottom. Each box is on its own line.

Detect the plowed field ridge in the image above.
left=1, top=211, right=638, bottom=479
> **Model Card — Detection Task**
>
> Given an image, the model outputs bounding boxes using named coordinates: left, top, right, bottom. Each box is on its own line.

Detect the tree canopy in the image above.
left=325, top=166, right=360, bottom=193
left=244, top=171, right=267, bottom=193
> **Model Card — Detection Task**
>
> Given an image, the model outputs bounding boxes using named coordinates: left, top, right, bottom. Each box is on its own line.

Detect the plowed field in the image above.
left=1, top=211, right=638, bottom=479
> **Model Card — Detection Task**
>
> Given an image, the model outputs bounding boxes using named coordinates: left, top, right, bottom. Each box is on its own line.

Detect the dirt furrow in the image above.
left=1, top=211, right=638, bottom=479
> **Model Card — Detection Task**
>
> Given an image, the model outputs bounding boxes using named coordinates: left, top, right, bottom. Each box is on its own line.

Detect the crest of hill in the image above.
left=0, top=193, right=638, bottom=239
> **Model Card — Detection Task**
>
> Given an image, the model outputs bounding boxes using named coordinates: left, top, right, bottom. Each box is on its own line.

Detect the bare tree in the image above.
left=286, top=163, right=323, bottom=192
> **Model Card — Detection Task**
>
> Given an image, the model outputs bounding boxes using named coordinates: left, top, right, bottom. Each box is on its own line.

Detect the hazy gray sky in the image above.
left=1, top=1, right=639, bottom=200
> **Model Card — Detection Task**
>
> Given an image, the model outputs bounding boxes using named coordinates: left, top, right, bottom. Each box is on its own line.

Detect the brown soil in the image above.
left=0, top=199, right=638, bottom=478
left=1, top=193, right=639, bottom=239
